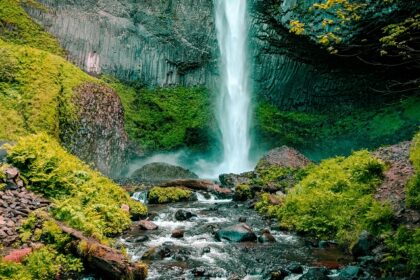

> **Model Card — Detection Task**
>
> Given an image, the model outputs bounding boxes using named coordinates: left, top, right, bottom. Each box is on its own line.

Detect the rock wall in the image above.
left=60, top=82, right=130, bottom=178
left=25, top=0, right=218, bottom=87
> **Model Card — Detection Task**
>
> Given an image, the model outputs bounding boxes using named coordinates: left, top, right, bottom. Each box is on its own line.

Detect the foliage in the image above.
left=255, top=193, right=283, bottom=217
left=266, top=151, right=393, bottom=247
left=383, top=226, right=420, bottom=272
left=6, top=133, right=147, bottom=242
left=0, top=246, right=83, bottom=280
left=105, top=76, right=213, bottom=151
left=253, top=164, right=309, bottom=192
left=0, top=0, right=63, bottom=55
left=289, top=20, right=305, bottom=35
left=406, top=131, right=420, bottom=209
left=148, top=187, right=192, bottom=204
left=256, top=98, right=420, bottom=156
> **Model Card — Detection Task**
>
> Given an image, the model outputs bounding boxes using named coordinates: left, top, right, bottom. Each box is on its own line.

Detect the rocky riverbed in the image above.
left=119, top=192, right=359, bottom=280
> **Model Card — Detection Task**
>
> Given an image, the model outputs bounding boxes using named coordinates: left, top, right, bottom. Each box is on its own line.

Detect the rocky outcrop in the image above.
left=256, top=145, right=311, bottom=170
left=25, top=0, right=218, bottom=87
left=61, top=82, right=130, bottom=178
left=130, top=162, right=198, bottom=184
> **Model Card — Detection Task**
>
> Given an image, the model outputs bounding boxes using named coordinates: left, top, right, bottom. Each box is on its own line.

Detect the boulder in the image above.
left=138, top=220, right=158, bottom=230
left=3, top=248, right=32, bottom=263
left=174, top=209, right=195, bottom=221
left=258, top=229, right=276, bottom=243
left=299, top=267, right=329, bottom=280
left=215, top=223, right=257, bottom=242
left=256, top=146, right=311, bottom=170
left=269, top=269, right=290, bottom=280
left=130, top=162, right=198, bottom=184
left=351, top=231, right=377, bottom=258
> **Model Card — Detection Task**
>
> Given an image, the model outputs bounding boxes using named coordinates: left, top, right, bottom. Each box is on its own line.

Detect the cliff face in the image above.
left=25, top=0, right=218, bottom=87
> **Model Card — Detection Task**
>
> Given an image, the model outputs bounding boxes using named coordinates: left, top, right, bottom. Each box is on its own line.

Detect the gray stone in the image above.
left=215, top=223, right=257, bottom=242
left=131, top=162, right=198, bottom=184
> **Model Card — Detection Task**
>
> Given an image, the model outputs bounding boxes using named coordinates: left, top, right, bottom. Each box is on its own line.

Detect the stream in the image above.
left=120, top=191, right=353, bottom=280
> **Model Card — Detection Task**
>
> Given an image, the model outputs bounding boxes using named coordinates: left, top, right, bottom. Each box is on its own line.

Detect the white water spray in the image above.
left=214, top=0, right=252, bottom=174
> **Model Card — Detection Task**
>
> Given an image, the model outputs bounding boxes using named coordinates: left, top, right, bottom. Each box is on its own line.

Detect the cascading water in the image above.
left=214, top=0, right=253, bottom=174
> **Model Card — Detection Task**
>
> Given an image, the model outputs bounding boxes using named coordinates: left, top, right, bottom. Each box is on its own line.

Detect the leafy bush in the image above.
left=406, top=132, right=420, bottom=209
left=255, top=193, right=283, bottom=217
left=273, top=151, right=392, bottom=247
left=6, top=133, right=147, bottom=241
left=384, top=226, right=420, bottom=272
left=148, top=187, right=192, bottom=204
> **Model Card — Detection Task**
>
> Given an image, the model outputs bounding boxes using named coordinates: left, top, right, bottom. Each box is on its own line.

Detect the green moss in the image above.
left=406, top=131, right=420, bottom=209
left=256, top=97, right=420, bottom=156
left=269, top=151, right=392, bottom=247
left=253, top=165, right=309, bottom=192
left=6, top=133, right=147, bottom=242
left=0, top=246, right=83, bottom=280
left=0, top=40, right=96, bottom=141
left=105, top=77, right=213, bottom=151
left=148, top=187, right=192, bottom=204
left=234, top=184, right=252, bottom=201
left=0, top=0, right=63, bottom=55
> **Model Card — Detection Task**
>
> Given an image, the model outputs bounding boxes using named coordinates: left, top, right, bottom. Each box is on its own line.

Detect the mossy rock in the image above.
left=148, top=187, right=193, bottom=204
left=131, top=162, right=198, bottom=184
left=233, top=184, right=253, bottom=201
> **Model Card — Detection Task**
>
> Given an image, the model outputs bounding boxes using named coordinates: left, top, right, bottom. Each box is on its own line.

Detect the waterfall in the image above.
left=214, top=0, right=252, bottom=174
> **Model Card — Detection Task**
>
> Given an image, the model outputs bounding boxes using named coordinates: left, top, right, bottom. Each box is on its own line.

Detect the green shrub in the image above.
left=148, top=187, right=192, bottom=204
left=255, top=193, right=283, bottom=217
left=407, top=132, right=420, bottom=209
left=384, top=226, right=420, bottom=272
left=253, top=165, right=309, bottom=192
left=6, top=133, right=147, bottom=242
left=275, top=151, right=392, bottom=247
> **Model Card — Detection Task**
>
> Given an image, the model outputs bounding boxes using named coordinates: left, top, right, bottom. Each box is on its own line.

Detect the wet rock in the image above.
left=258, top=229, right=276, bottom=243
left=219, top=172, right=254, bottom=188
left=256, top=146, right=311, bottom=170
left=215, top=223, right=257, bottom=242
left=299, top=267, right=329, bottom=280
left=318, top=240, right=338, bottom=249
left=202, top=247, right=211, bottom=254
left=238, top=217, right=247, bottom=223
left=174, top=209, right=195, bottom=221
left=351, top=231, right=377, bottom=258
left=173, top=248, right=191, bottom=261
left=171, top=228, right=185, bottom=238
left=190, top=266, right=226, bottom=278
left=138, top=220, right=158, bottom=230
left=338, top=266, right=362, bottom=279
left=130, top=162, right=198, bottom=184
left=269, top=268, right=290, bottom=280
left=129, top=235, right=149, bottom=243
left=287, top=262, right=303, bottom=274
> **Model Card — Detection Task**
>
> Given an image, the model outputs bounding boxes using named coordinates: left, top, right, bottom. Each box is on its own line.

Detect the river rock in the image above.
left=215, top=223, right=257, bottom=242
left=258, top=229, right=276, bottom=243
left=130, top=162, right=198, bottom=184
left=256, top=146, right=311, bottom=170
left=287, top=262, right=303, bottom=274
left=299, top=267, right=329, bottom=280
left=338, top=266, right=362, bottom=279
left=351, top=231, right=377, bottom=258
left=175, top=209, right=195, bottom=221
left=138, top=220, right=158, bottom=230
left=171, top=228, right=185, bottom=238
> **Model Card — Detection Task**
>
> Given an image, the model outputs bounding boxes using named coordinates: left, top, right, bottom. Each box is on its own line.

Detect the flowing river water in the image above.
left=118, top=191, right=352, bottom=280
